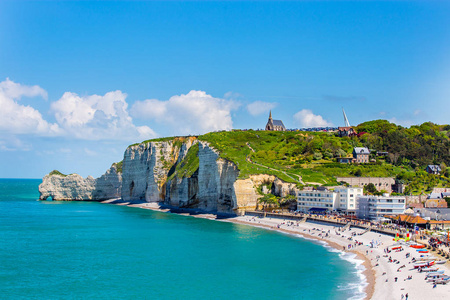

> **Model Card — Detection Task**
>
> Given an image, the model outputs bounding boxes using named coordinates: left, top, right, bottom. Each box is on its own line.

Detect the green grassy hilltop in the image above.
left=132, top=120, right=450, bottom=195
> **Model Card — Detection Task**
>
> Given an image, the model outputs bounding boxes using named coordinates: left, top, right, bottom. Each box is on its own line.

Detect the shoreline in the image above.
left=101, top=200, right=450, bottom=300
left=227, top=218, right=374, bottom=300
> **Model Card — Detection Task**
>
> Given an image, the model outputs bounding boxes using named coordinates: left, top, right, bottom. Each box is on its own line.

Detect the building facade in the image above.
left=352, top=147, right=370, bottom=163
left=424, top=199, right=448, bottom=208
left=296, top=186, right=363, bottom=214
left=426, top=165, right=442, bottom=174
left=338, top=126, right=356, bottom=137
left=336, top=177, right=395, bottom=193
left=357, top=195, right=406, bottom=221
left=335, top=187, right=363, bottom=214
left=265, top=111, right=286, bottom=131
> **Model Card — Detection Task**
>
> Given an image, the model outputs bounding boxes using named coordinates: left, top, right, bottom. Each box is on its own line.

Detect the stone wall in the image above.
left=336, top=177, right=395, bottom=193
left=405, top=195, right=427, bottom=205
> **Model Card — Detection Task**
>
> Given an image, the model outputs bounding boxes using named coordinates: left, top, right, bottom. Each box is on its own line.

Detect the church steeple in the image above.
left=269, top=110, right=272, bottom=120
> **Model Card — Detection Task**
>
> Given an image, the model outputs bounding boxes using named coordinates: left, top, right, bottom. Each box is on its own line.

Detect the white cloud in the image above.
left=51, top=90, right=156, bottom=140
left=0, top=135, right=32, bottom=151
left=224, top=91, right=243, bottom=100
left=0, top=78, right=48, bottom=100
left=130, top=90, right=239, bottom=135
left=293, top=109, right=333, bottom=128
left=246, top=101, right=278, bottom=116
left=0, top=79, right=60, bottom=136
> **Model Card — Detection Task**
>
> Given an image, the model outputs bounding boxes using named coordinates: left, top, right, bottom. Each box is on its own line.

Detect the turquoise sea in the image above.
left=0, top=179, right=365, bottom=299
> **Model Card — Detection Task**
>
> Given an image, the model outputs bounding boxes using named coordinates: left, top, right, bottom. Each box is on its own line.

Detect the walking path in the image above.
left=245, top=142, right=304, bottom=184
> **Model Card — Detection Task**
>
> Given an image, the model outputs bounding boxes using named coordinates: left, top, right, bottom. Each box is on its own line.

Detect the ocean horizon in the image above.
left=0, top=179, right=365, bottom=299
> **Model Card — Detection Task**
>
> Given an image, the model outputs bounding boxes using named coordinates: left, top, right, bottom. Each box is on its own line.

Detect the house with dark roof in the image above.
left=337, top=157, right=353, bottom=164
left=352, top=147, right=370, bottom=163
left=265, top=111, right=286, bottom=131
left=426, top=165, right=441, bottom=175
left=338, top=126, right=356, bottom=137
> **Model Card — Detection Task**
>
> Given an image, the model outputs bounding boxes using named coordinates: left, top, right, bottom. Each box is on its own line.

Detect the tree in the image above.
left=279, top=194, right=297, bottom=209
left=441, top=197, right=450, bottom=208
left=313, top=152, right=323, bottom=160
left=364, top=183, right=377, bottom=194
left=354, top=169, right=362, bottom=177
left=336, top=148, right=347, bottom=158
left=258, top=194, right=279, bottom=211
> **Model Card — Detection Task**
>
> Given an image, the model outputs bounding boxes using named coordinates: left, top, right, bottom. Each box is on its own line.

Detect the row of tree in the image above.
left=356, top=120, right=450, bottom=167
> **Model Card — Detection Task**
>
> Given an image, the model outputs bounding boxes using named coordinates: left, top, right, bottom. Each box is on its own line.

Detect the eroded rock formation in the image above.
left=39, top=164, right=122, bottom=201
left=39, top=138, right=297, bottom=215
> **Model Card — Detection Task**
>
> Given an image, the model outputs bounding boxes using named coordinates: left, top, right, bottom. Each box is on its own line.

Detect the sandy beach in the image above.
left=106, top=201, right=450, bottom=300
left=229, top=215, right=450, bottom=300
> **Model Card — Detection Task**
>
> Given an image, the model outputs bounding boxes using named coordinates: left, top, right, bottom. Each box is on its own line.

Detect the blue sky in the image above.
left=1, top=1, right=450, bottom=179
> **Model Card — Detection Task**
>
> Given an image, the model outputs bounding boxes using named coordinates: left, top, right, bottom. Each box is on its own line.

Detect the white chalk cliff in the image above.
left=39, top=164, right=122, bottom=201
left=39, top=137, right=297, bottom=215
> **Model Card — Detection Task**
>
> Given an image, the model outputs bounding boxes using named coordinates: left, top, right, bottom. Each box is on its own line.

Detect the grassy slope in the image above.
left=129, top=129, right=450, bottom=194
left=167, top=143, right=199, bottom=181
left=199, top=130, right=399, bottom=185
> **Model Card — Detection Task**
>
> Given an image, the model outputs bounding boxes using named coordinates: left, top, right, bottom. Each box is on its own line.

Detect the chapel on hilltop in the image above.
left=265, top=111, right=286, bottom=131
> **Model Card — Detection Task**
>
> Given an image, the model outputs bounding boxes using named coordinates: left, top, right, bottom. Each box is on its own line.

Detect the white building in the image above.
left=357, top=194, right=406, bottom=221
left=335, top=187, right=363, bottom=214
left=296, top=187, right=363, bottom=214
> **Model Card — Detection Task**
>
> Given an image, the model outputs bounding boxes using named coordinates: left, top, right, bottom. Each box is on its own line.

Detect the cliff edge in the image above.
left=39, top=164, right=122, bottom=201
left=39, top=137, right=297, bottom=215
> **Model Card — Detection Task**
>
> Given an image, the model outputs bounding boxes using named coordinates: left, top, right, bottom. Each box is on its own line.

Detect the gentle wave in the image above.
left=240, top=224, right=368, bottom=300
left=271, top=230, right=368, bottom=300
left=329, top=248, right=368, bottom=300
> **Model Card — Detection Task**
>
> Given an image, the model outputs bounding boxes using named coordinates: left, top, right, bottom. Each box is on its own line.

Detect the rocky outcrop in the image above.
left=39, top=137, right=296, bottom=215
left=273, top=178, right=298, bottom=198
left=121, top=138, right=195, bottom=202
left=39, top=164, right=122, bottom=201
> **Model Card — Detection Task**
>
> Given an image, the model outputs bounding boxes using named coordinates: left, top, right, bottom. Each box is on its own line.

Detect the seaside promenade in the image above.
left=245, top=210, right=450, bottom=262
left=244, top=211, right=400, bottom=236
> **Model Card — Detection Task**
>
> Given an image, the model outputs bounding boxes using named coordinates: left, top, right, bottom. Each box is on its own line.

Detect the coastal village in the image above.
left=6, top=2, right=450, bottom=300
left=227, top=110, right=450, bottom=299
left=262, top=110, right=450, bottom=227
left=37, top=110, right=450, bottom=300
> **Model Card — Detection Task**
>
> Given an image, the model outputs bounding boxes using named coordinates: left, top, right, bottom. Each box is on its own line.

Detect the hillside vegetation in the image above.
left=133, top=120, right=450, bottom=195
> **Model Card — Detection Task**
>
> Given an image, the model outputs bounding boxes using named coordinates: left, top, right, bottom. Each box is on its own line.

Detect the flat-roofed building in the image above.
left=296, top=186, right=363, bottom=214
left=357, top=194, right=406, bottom=221
left=335, top=187, right=363, bottom=215
left=296, top=187, right=336, bottom=213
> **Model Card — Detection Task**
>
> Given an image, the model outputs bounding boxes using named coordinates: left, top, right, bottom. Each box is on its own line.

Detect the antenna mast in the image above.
left=342, top=108, right=351, bottom=127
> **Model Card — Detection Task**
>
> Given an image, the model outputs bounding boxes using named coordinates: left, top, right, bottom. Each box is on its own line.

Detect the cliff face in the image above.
left=165, top=142, right=239, bottom=213
left=39, top=164, right=122, bottom=201
left=39, top=138, right=297, bottom=215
